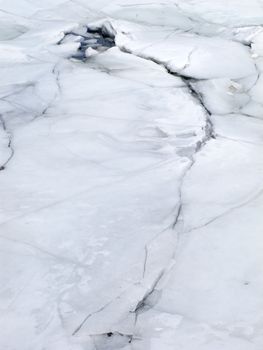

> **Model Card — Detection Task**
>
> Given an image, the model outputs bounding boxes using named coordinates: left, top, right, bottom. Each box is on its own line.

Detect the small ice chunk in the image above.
left=85, top=47, right=98, bottom=57
left=227, top=81, right=243, bottom=95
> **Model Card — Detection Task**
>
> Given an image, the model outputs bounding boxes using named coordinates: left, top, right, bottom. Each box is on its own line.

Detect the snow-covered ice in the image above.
left=0, top=1, right=263, bottom=349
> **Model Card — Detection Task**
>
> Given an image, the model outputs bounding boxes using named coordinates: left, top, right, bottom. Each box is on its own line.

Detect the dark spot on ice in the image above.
left=62, top=26, right=115, bottom=61
left=107, top=332, right=113, bottom=337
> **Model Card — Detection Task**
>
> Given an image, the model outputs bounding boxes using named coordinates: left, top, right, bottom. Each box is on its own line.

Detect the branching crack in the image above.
left=80, top=25, right=217, bottom=347
left=67, top=22, right=261, bottom=349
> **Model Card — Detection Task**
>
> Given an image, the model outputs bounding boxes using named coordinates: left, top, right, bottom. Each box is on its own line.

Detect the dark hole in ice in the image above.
left=61, top=26, right=115, bottom=61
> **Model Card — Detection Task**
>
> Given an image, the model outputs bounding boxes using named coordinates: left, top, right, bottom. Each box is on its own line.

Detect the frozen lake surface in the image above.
left=0, top=1, right=263, bottom=349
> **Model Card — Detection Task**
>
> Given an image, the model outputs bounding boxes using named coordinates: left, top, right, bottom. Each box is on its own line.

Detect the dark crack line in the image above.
left=72, top=300, right=114, bottom=336
left=142, top=246, right=148, bottom=279
left=32, top=63, right=62, bottom=122
left=52, top=63, right=62, bottom=95
left=60, top=19, right=262, bottom=350
left=133, top=269, right=166, bottom=315
left=0, top=114, right=14, bottom=171
left=68, top=22, right=259, bottom=348
left=185, top=186, right=263, bottom=235
left=74, top=26, right=214, bottom=344
left=104, top=37, right=216, bottom=346
left=118, top=46, right=214, bottom=132
left=64, top=22, right=223, bottom=348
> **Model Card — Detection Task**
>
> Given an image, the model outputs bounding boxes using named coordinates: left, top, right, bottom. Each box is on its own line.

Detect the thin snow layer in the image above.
left=0, top=1, right=263, bottom=350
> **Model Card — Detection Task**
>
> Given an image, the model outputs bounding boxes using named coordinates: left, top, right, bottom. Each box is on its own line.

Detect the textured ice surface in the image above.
left=0, top=1, right=263, bottom=350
